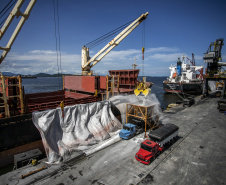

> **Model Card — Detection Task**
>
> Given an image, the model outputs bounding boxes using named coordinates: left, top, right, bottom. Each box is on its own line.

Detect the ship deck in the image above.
left=1, top=96, right=226, bottom=185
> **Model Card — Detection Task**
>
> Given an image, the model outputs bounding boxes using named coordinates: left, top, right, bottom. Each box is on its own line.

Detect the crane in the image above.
left=0, top=0, right=37, bottom=64
left=81, top=12, right=149, bottom=76
left=0, top=1, right=148, bottom=77
left=203, top=38, right=225, bottom=76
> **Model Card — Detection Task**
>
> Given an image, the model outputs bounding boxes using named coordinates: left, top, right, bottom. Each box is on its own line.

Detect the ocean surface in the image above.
left=23, top=77, right=63, bottom=94
left=22, top=76, right=188, bottom=109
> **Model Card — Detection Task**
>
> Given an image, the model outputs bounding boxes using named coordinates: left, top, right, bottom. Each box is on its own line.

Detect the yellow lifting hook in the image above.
left=60, top=101, right=64, bottom=118
left=142, top=47, right=145, bottom=60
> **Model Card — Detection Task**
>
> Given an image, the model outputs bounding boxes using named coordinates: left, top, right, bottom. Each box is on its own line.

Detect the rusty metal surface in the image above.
left=0, top=140, right=44, bottom=168
left=25, top=90, right=99, bottom=113
left=25, top=90, right=64, bottom=103
left=0, top=114, right=41, bottom=153
left=64, top=91, right=98, bottom=105
left=109, top=69, right=139, bottom=88
left=64, top=76, right=96, bottom=93
left=109, top=69, right=139, bottom=77
left=64, top=75, right=82, bottom=91
left=99, top=76, right=106, bottom=90
left=25, top=90, right=64, bottom=112
left=64, top=95, right=98, bottom=106
left=65, top=91, right=91, bottom=99
left=0, top=113, right=32, bottom=127
left=0, top=78, right=19, bottom=97
left=118, top=88, right=134, bottom=93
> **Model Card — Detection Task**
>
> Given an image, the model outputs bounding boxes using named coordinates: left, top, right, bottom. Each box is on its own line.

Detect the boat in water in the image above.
left=163, top=55, right=204, bottom=94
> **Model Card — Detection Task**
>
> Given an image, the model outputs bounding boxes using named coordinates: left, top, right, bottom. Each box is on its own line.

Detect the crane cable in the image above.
left=56, top=0, right=62, bottom=75
left=0, top=0, right=16, bottom=18
left=142, top=20, right=146, bottom=76
left=52, top=0, right=62, bottom=89
left=0, top=0, right=17, bottom=27
left=84, top=19, right=135, bottom=49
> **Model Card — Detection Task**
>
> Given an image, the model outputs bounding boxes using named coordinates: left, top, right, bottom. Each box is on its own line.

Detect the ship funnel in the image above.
left=177, top=58, right=182, bottom=76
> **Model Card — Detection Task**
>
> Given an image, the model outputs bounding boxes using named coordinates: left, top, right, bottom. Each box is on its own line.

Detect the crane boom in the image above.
left=81, top=12, right=149, bottom=75
left=0, top=0, right=37, bottom=64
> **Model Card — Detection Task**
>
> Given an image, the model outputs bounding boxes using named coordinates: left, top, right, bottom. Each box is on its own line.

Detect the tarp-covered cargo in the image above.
left=32, top=100, right=122, bottom=163
left=32, top=94, right=163, bottom=164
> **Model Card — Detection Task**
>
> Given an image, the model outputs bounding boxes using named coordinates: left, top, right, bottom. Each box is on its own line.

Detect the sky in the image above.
left=0, top=0, right=226, bottom=76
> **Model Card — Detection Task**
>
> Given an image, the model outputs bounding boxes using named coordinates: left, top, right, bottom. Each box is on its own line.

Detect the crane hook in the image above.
left=142, top=47, right=145, bottom=60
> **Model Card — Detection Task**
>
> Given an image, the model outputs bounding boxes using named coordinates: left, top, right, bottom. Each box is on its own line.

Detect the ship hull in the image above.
left=163, top=82, right=203, bottom=94
left=0, top=69, right=139, bottom=169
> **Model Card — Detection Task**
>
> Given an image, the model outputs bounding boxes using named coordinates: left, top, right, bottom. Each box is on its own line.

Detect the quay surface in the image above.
left=1, top=97, right=226, bottom=185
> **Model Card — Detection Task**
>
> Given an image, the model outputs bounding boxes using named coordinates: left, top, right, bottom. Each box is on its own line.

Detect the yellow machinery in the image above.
left=32, top=159, right=37, bottom=166
left=134, top=77, right=152, bottom=97
left=216, top=81, right=224, bottom=90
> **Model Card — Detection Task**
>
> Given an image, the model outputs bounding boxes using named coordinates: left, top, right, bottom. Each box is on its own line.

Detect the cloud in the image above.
left=0, top=47, right=198, bottom=76
left=7, top=50, right=80, bottom=63
left=28, top=50, right=56, bottom=54
left=1, top=50, right=81, bottom=74
left=147, top=53, right=185, bottom=62
left=146, top=47, right=180, bottom=53
left=104, top=49, right=140, bottom=61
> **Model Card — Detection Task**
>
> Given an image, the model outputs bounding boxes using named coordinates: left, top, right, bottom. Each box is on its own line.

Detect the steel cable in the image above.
left=52, top=0, right=61, bottom=89
left=0, top=0, right=17, bottom=28
left=88, top=28, right=125, bottom=49
left=142, top=21, right=145, bottom=76
left=0, top=17, right=7, bottom=27
left=0, top=0, right=17, bottom=19
left=56, top=0, right=62, bottom=76
left=84, top=19, right=134, bottom=48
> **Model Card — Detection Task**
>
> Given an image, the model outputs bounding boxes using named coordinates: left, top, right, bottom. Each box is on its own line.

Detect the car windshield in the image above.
left=141, top=143, right=152, bottom=152
left=123, top=125, right=130, bottom=131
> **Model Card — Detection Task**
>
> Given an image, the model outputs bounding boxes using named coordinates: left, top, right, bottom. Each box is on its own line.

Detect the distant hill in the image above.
left=1, top=72, right=73, bottom=77
left=1, top=72, right=168, bottom=78
left=1, top=72, right=19, bottom=76
left=35, top=73, right=52, bottom=77
left=35, top=73, right=73, bottom=77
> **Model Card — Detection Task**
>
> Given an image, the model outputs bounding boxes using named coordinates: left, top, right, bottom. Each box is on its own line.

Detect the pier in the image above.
left=1, top=96, right=226, bottom=185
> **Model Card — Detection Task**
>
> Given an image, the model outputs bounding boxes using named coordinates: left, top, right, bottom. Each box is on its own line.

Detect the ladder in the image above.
left=0, top=75, right=24, bottom=118
left=106, top=75, right=120, bottom=100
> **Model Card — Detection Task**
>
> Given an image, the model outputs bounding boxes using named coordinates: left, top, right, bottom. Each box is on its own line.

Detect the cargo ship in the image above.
left=0, top=2, right=149, bottom=169
left=163, top=55, right=204, bottom=94
left=0, top=69, right=141, bottom=168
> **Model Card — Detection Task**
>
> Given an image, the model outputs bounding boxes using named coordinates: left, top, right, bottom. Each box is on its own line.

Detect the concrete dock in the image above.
left=1, top=97, right=226, bottom=185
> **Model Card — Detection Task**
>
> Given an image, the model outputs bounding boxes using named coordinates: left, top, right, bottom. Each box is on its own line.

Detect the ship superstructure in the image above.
left=163, top=55, right=204, bottom=94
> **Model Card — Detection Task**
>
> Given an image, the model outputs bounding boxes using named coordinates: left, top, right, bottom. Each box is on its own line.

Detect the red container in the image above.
left=109, top=69, right=139, bottom=89
left=64, top=76, right=96, bottom=93
left=99, top=76, right=107, bottom=90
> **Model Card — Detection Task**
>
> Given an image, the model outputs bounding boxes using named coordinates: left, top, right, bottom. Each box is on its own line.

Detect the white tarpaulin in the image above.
left=33, top=94, right=162, bottom=164
left=32, top=100, right=122, bottom=163
left=110, top=94, right=162, bottom=124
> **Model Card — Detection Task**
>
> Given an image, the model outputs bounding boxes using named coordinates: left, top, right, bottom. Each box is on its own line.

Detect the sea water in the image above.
left=22, top=76, right=185, bottom=109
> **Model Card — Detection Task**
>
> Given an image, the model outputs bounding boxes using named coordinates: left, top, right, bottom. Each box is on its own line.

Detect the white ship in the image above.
left=163, top=55, right=204, bottom=94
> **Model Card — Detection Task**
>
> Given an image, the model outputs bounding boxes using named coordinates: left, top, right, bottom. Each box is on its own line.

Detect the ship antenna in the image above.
left=132, top=57, right=137, bottom=69
left=182, top=54, right=186, bottom=64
